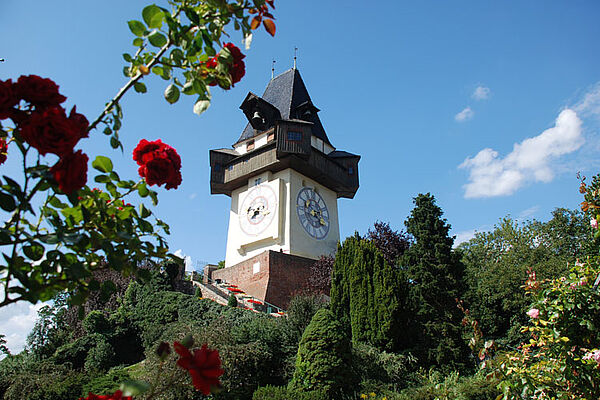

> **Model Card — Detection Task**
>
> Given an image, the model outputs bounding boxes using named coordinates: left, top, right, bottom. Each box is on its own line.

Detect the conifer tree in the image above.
left=288, top=308, right=355, bottom=398
left=330, top=234, right=407, bottom=352
left=401, top=193, right=469, bottom=369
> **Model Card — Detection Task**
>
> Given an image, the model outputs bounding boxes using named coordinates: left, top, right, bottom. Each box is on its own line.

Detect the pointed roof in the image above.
left=235, top=69, right=333, bottom=146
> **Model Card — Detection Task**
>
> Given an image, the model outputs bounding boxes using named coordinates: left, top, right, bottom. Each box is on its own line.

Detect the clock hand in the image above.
left=320, top=217, right=326, bottom=226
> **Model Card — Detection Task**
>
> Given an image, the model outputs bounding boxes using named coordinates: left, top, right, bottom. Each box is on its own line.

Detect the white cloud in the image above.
left=472, top=86, right=491, bottom=100
left=173, top=249, right=193, bottom=272
left=453, top=229, right=478, bottom=247
left=455, top=106, right=474, bottom=122
left=459, top=109, right=584, bottom=198
left=518, top=205, right=540, bottom=220
left=0, top=293, right=46, bottom=355
left=189, top=193, right=197, bottom=200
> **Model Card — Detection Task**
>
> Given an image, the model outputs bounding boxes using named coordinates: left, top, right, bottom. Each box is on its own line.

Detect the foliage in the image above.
left=352, top=342, right=418, bottom=393
left=366, top=221, right=410, bottom=266
left=252, top=385, right=328, bottom=400
left=305, top=255, right=335, bottom=295
left=400, top=193, right=469, bottom=369
left=288, top=308, right=356, bottom=398
left=285, top=294, right=327, bottom=340
left=460, top=209, right=591, bottom=345
left=393, top=370, right=500, bottom=400
left=26, top=293, right=69, bottom=358
left=227, top=293, right=238, bottom=307
left=331, top=234, right=407, bottom=352
left=497, top=260, right=600, bottom=399
left=82, top=366, right=133, bottom=397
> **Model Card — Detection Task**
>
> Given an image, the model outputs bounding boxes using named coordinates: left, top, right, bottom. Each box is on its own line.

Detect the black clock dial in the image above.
left=296, top=187, right=329, bottom=239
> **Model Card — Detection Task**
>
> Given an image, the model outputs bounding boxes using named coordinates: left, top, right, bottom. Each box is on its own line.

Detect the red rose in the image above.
left=19, top=106, right=88, bottom=156
left=0, top=79, right=18, bottom=120
left=133, top=139, right=182, bottom=190
left=79, top=390, right=132, bottom=400
left=173, top=341, right=224, bottom=395
left=15, top=75, right=66, bottom=109
left=50, top=150, right=88, bottom=194
left=0, top=138, right=7, bottom=165
left=222, top=43, right=245, bottom=85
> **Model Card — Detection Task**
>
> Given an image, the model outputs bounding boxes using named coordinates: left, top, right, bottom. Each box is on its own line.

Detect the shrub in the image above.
left=84, top=337, right=116, bottom=372
left=228, top=293, right=238, bottom=307
left=82, top=310, right=111, bottom=335
left=253, top=385, right=328, bottom=400
left=288, top=308, right=356, bottom=398
left=81, top=366, right=132, bottom=397
left=285, top=294, right=327, bottom=340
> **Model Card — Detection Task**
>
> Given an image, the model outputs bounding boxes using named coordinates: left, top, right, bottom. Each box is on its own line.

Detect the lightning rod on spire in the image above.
left=271, top=59, right=276, bottom=79
left=293, top=47, right=298, bottom=69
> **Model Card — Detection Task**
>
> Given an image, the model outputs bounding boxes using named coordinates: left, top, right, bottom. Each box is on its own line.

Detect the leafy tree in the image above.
left=26, top=294, right=69, bottom=359
left=285, top=294, right=327, bottom=341
left=400, top=193, right=469, bottom=369
left=0, top=334, right=10, bottom=356
left=367, top=221, right=410, bottom=266
left=461, top=209, right=591, bottom=345
left=330, top=234, right=407, bottom=352
left=305, top=255, right=335, bottom=295
left=288, top=308, right=356, bottom=398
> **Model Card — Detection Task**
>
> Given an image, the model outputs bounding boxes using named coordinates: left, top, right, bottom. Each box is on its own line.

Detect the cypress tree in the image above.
left=288, top=308, right=355, bottom=398
left=401, top=193, right=469, bottom=369
left=330, top=234, right=407, bottom=352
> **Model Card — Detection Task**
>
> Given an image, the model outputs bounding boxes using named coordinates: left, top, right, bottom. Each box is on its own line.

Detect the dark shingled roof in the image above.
left=236, top=69, right=332, bottom=147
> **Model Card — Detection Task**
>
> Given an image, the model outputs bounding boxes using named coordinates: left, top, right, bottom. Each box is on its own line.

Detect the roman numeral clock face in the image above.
left=296, top=187, right=330, bottom=239
left=239, top=185, right=277, bottom=236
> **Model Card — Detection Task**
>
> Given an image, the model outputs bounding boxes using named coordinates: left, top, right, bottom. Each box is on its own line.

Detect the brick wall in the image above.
left=210, top=250, right=313, bottom=309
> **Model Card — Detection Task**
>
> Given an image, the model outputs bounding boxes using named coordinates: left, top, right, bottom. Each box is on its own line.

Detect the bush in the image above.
left=82, top=310, right=111, bottom=335
left=252, top=385, right=328, bottom=400
left=352, top=342, right=417, bottom=391
left=84, top=337, right=116, bottom=372
left=285, top=294, right=327, bottom=340
left=81, top=366, right=133, bottom=397
left=228, top=293, right=238, bottom=307
left=394, top=370, right=499, bottom=400
left=288, top=308, right=356, bottom=398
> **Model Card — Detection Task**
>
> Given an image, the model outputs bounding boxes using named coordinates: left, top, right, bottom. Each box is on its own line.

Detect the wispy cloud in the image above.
left=518, top=205, right=540, bottom=220
left=0, top=285, right=47, bottom=355
left=459, top=109, right=584, bottom=198
left=472, top=86, right=491, bottom=101
left=189, top=193, right=197, bottom=200
left=575, top=82, right=600, bottom=119
left=453, top=229, right=478, bottom=247
left=455, top=106, right=474, bottom=122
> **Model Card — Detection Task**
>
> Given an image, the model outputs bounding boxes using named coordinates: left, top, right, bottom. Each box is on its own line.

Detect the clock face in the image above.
left=239, top=185, right=277, bottom=236
left=296, top=187, right=330, bottom=239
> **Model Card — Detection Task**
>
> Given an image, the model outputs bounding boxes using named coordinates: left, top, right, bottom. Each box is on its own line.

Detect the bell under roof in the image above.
left=235, top=68, right=332, bottom=147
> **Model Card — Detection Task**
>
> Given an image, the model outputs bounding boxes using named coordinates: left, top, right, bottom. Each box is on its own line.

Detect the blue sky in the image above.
left=1, top=0, right=600, bottom=352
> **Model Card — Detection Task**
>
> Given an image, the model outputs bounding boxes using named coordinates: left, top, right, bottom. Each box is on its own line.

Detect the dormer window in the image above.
left=247, top=140, right=255, bottom=151
left=287, top=131, right=302, bottom=141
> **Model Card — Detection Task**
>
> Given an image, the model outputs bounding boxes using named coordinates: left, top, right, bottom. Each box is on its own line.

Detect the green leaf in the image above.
left=134, top=82, right=147, bottom=93
left=139, top=204, right=151, bottom=218
left=94, top=175, right=111, bottom=183
left=92, top=156, right=113, bottom=173
left=138, top=183, right=149, bottom=197
left=109, top=171, right=120, bottom=181
left=184, top=8, right=200, bottom=25
left=193, top=98, right=211, bottom=116
left=23, top=244, right=44, bottom=261
left=148, top=31, right=167, bottom=47
left=122, top=53, right=133, bottom=62
left=149, top=190, right=158, bottom=206
left=40, top=234, right=59, bottom=245
left=164, top=84, right=180, bottom=104
left=110, top=136, right=122, bottom=150
left=103, top=127, right=112, bottom=136
left=127, top=20, right=146, bottom=37
left=0, top=192, right=16, bottom=212
left=132, top=37, right=143, bottom=47
left=48, top=196, right=68, bottom=209
left=142, top=4, right=164, bottom=29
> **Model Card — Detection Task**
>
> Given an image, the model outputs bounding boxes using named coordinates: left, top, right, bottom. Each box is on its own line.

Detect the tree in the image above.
left=400, top=193, right=469, bottom=369
left=288, top=308, right=355, bottom=398
left=330, top=234, right=407, bottom=352
left=305, top=255, right=335, bottom=295
left=367, top=221, right=410, bottom=266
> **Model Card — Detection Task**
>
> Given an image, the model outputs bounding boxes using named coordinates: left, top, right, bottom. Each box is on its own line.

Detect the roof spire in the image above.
left=293, top=47, right=298, bottom=69
left=271, top=59, right=276, bottom=79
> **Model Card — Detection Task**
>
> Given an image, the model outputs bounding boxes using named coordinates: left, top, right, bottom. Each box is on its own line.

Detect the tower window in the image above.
left=348, top=167, right=354, bottom=175
left=287, top=130, right=302, bottom=141
left=254, top=178, right=262, bottom=186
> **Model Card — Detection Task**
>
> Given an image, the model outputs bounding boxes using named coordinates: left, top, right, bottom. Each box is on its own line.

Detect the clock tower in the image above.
left=208, top=68, right=359, bottom=308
